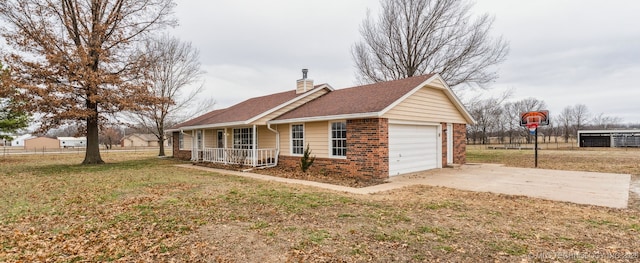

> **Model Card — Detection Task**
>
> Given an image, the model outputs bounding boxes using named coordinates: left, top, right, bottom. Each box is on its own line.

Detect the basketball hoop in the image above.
left=519, top=110, right=550, bottom=168
left=525, top=116, right=540, bottom=134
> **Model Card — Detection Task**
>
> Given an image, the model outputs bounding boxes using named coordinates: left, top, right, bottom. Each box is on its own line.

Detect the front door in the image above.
left=217, top=130, right=224, bottom=148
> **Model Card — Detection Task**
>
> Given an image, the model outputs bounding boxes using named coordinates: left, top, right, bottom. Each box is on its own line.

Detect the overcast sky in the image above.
left=170, top=0, right=640, bottom=124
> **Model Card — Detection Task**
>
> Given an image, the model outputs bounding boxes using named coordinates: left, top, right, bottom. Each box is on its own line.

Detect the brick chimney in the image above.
left=296, top=68, right=313, bottom=94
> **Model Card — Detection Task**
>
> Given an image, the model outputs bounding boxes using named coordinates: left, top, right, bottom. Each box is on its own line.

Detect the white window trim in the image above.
left=290, top=123, right=305, bottom=156
left=232, top=127, right=254, bottom=149
left=328, top=120, right=347, bottom=159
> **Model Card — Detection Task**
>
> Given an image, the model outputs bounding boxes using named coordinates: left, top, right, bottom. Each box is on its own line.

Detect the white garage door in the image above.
left=389, top=124, right=438, bottom=176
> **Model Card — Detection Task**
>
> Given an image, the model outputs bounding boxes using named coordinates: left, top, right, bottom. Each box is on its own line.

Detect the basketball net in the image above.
left=526, top=116, right=541, bottom=133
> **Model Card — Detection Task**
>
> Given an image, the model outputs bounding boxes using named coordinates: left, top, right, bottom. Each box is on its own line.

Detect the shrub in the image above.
left=300, top=144, right=315, bottom=173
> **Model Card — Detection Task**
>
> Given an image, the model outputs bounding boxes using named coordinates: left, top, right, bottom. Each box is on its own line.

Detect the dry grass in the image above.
left=1, top=151, right=639, bottom=262
left=467, top=145, right=640, bottom=175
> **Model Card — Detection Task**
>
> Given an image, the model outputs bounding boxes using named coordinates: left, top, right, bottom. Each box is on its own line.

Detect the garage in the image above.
left=388, top=124, right=438, bottom=176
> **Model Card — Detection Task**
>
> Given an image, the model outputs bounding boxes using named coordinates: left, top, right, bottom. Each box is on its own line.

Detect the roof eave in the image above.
left=166, top=121, right=248, bottom=132
left=268, top=112, right=380, bottom=124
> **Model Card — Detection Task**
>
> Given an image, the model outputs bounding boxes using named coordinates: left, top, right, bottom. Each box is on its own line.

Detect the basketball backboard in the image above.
left=520, top=110, right=549, bottom=127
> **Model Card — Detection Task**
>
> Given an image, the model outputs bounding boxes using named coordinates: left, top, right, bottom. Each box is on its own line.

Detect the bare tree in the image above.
left=557, top=106, right=574, bottom=143
left=47, top=124, right=82, bottom=138
left=572, top=104, right=590, bottom=132
left=466, top=91, right=510, bottom=144
left=508, top=98, right=547, bottom=143
left=0, top=0, right=176, bottom=164
left=352, top=0, right=509, bottom=87
left=128, top=35, right=213, bottom=156
left=591, top=113, right=622, bottom=130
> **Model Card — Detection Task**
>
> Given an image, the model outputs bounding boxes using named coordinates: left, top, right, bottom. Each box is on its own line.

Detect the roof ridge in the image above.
left=338, top=74, right=435, bottom=91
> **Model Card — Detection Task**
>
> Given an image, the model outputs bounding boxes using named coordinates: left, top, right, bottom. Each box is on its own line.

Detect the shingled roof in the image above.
left=273, top=74, right=435, bottom=121
left=170, top=85, right=326, bottom=130
left=169, top=73, right=471, bottom=130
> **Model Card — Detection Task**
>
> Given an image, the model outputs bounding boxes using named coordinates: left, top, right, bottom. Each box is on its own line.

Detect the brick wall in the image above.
left=277, top=118, right=389, bottom=179
left=279, top=155, right=353, bottom=176
left=172, top=132, right=192, bottom=160
left=441, top=123, right=467, bottom=166
left=346, top=118, right=389, bottom=179
left=453, top=123, right=466, bottom=164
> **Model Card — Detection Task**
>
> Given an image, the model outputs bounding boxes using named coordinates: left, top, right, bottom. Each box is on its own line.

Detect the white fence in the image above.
left=194, top=148, right=277, bottom=167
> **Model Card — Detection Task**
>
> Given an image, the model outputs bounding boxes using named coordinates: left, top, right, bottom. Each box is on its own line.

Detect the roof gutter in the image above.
left=266, top=123, right=279, bottom=167
left=165, top=121, right=247, bottom=133
left=268, top=112, right=379, bottom=125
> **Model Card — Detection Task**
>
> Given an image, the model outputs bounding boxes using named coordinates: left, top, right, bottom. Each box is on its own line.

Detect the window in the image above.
left=179, top=133, right=184, bottom=149
left=233, top=128, right=253, bottom=149
left=331, top=121, right=347, bottom=157
left=291, top=124, right=304, bottom=155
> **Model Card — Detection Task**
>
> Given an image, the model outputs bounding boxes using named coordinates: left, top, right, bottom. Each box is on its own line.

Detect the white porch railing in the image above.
left=196, top=148, right=278, bottom=167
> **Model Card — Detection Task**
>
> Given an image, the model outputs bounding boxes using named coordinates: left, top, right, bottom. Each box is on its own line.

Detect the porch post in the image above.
left=191, top=130, right=196, bottom=161
left=252, top=125, right=257, bottom=167
left=224, top=128, right=228, bottom=165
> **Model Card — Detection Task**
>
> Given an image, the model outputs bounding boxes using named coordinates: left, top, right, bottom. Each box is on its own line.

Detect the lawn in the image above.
left=467, top=145, right=640, bottom=175
left=1, top=150, right=639, bottom=262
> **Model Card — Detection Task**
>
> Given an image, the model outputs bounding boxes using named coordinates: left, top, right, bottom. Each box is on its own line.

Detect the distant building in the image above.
left=121, top=133, right=166, bottom=147
left=578, top=130, right=640, bottom=147
left=1, top=134, right=35, bottom=146
left=58, top=137, right=87, bottom=148
left=24, top=137, right=59, bottom=150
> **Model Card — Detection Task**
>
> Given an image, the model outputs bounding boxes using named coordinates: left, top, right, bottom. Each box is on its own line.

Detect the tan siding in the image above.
left=257, top=126, right=277, bottom=149
left=427, top=78, right=447, bottom=89
left=305, top=121, right=329, bottom=158
left=251, top=89, right=330, bottom=124
left=383, top=87, right=466, bottom=123
left=204, top=129, right=216, bottom=147
left=296, top=79, right=314, bottom=94
left=181, top=133, right=193, bottom=150
left=278, top=124, right=290, bottom=154
left=278, top=121, right=329, bottom=158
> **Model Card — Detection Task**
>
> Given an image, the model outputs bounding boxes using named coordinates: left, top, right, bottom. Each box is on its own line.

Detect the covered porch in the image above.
left=186, top=125, right=280, bottom=168
left=193, top=147, right=277, bottom=167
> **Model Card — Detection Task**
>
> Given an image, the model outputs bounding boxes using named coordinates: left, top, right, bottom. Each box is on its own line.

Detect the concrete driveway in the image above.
left=178, top=163, right=631, bottom=209
left=388, top=164, right=631, bottom=209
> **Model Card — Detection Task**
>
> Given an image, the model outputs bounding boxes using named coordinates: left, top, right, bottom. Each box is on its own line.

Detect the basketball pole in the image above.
left=534, top=127, right=538, bottom=168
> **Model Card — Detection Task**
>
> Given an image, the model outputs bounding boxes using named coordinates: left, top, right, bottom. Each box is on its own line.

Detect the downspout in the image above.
left=266, top=123, right=279, bottom=167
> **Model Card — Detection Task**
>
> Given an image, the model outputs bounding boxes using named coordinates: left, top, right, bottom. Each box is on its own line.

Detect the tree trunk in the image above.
left=158, top=139, right=165, bottom=156
left=83, top=105, right=104, bottom=164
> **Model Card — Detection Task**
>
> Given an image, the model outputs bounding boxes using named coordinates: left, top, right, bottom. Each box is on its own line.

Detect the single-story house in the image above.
left=168, top=72, right=475, bottom=179
left=58, top=137, right=87, bottom=148
left=5, top=134, right=34, bottom=146
left=24, top=136, right=59, bottom=150
left=121, top=133, right=166, bottom=147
